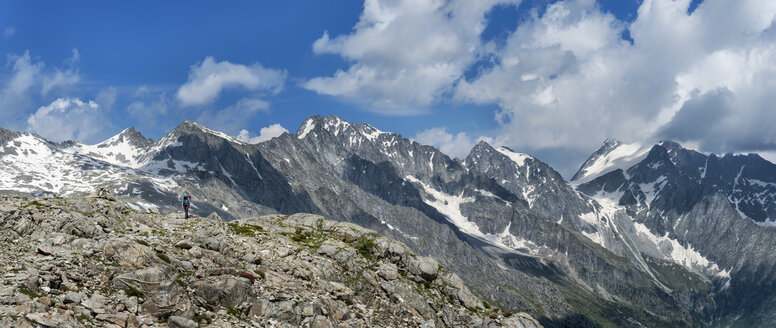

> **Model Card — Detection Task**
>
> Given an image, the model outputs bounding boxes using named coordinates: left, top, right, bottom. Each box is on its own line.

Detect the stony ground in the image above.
left=0, top=194, right=542, bottom=328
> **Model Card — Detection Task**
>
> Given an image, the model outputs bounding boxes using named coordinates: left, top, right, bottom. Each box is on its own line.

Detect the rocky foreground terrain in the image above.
left=0, top=193, right=542, bottom=328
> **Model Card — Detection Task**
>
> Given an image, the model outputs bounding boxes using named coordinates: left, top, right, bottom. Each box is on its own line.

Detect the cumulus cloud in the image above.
left=177, top=57, right=286, bottom=106
left=4, top=27, right=14, bottom=38
left=314, top=0, right=776, bottom=171
left=458, top=0, right=776, bottom=156
left=414, top=127, right=492, bottom=159
left=0, top=50, right=84, bottom=129
left=26, top=98, right=112, bottom=143
left=235, top=123, right=289, bottom=144
left=304, top=0, right=519, bottom=113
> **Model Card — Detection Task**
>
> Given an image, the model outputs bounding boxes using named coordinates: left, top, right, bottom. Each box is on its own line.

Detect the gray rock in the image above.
left=192, top=275, right=251, bottom=309
left=168, top=315, right=198, bottom=328
left=63, top=291, right=82, bottom=304
left=407, top=256, right=439, bottom=281
left=377, top=262, right=399, bottom=280
left=82, top=293, right=109, bottom=314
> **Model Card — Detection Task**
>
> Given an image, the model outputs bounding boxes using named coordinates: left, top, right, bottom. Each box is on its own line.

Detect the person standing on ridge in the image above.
left=182, top=192, right=192, bottom=219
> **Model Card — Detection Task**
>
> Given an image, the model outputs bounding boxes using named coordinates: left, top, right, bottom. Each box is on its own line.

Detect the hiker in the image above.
left=182, top=192, right=192, bottom=219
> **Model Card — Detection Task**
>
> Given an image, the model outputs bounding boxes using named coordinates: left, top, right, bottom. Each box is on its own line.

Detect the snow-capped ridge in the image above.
left=572, top=139, right=651, bottom=184
left=495, top=146, right=533, bottom=167
left=296, top=115, right=388, bottom=143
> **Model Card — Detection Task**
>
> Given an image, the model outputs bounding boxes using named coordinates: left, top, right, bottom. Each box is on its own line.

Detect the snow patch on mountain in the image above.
left=632, top=222, right=723, bottom=274
left=640, top=175, right=668, bottom=206
left=297, top=119, right=315, bottom=139
left=484, top=223, right=541, bottom=255
left=573, top=141, right=651, bottom=184
left=405, top=176, right=480, bottom=237
left=128, top=201, right=159, bottom=213
left=65, top=128, right=147, bottom=168
left=587, top=187, right=728, bottom=280
left=142, top=158, right=210, bottom=175
left=357, top=125, right=384, bottom=142
left=323, top=116, right=350, bottom=136
left=495, top=147, right=531, bottom=167
left=0, top=133, right=178, bottom=195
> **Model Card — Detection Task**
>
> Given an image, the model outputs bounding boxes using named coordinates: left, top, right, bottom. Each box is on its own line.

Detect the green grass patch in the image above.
left=134, top=239, right=150, bottom=247
left=227, top=306, right=240, bottom=317
left=227, top=222, right=265, bottom=237
left=18, top=286, right=42, bottom=299
left=156, top=252, right=171, bottom=263
left=22, top=200, right=46, bottom=209
left=354, top=237, right=376, bottom=261
left=124, top=286, right=144, bottom=299
left=286, top=227, right=328, bottom=250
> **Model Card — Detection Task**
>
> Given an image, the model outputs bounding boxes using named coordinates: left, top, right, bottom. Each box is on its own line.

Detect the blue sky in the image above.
left=2, top=0, right=775, bottom=177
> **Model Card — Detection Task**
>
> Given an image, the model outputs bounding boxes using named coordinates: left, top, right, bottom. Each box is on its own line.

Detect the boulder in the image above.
left=192, top=275, right=252, bottom=309
left=377, top=262, right=399, bottom=280
left=168, top=315, right=198, bottom=328
left=102, top=239, right=164, bottom=269
left=407, top=256, right=439, bottom=281
left=112, top=267, right=193, bottom=318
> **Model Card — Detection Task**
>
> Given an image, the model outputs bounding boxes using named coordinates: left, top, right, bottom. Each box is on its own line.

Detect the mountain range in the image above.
left=2, top=115, right=775, bottom=327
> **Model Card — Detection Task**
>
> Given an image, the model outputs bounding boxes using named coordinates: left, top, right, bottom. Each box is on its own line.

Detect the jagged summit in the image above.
left=98, top=126, right=155, bottom=150
left=295, top=114, right=386, bottom=142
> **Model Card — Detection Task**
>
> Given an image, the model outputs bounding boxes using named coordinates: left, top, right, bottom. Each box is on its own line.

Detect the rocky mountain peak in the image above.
left=99, top=127, right=155, bottom=150
left=0, top=126, right=21, bottom=146
left=168, top=120, right=245, bottom=145
left=295, top=115, right=387, bottom=144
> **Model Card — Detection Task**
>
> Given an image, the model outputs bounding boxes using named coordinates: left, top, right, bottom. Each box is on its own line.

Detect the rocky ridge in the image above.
left=0, top=193, right=541, bottom=328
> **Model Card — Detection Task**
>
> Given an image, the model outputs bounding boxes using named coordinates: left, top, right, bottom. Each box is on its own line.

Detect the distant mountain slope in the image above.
left=574, top=140, right=776, bottom=326
left=3, top=117, right=776, bottom=326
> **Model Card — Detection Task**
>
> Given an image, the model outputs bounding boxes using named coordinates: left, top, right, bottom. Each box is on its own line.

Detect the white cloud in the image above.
left=309, top=0, right=776, bottom=171
left=4, top=27, right=14, bottom=38
left=453, top=0, right=776, bottom=160
left=414, top=127, right=492, bottom=159
left=0, top=51, right=44, bottom=125
left=177, top=57, right=286, bottom=106
left=304, top=0, right=519, bottom=113
left=42, top=48, right=81, bottom=95
left=27, top=98, right=112, bottom=143
left=196, top=97, right=271, bottom=135
left=0, top=50, right=84, bottom=128
left=235, top=124, right=289, bottom=144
